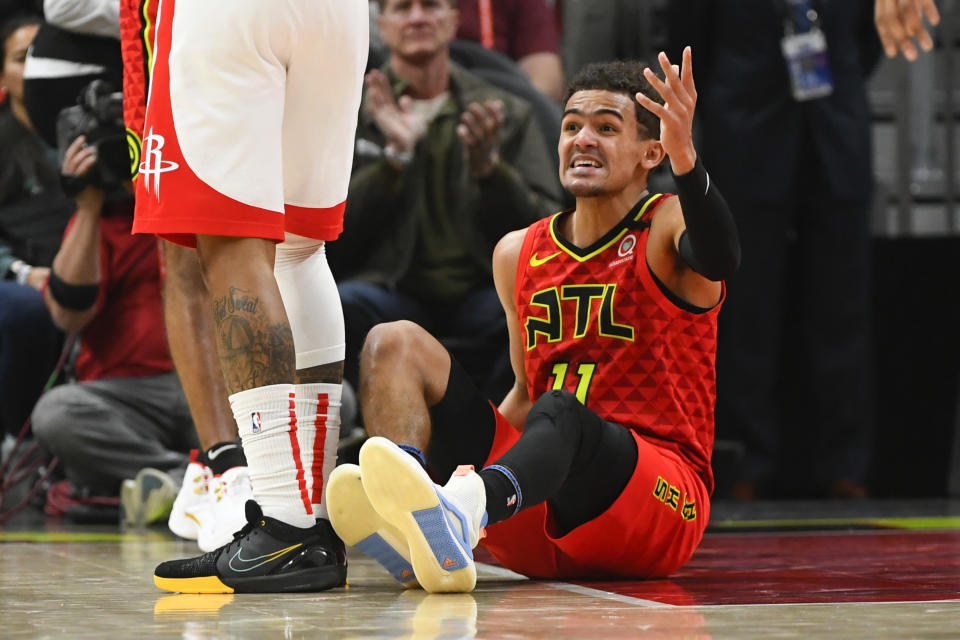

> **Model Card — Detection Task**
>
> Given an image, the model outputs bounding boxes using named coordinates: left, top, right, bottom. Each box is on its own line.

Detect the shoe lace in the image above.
left=233, top=517, right=257, bottom=540
left=214, top=470, right=251, bottom=504
left=217, top=500, right=262, bottom=555
left=190, top=470, right=207, bottom=496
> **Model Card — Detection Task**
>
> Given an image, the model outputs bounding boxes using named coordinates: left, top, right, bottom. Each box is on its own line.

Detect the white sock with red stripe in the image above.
left=230, top=383, right=315, bottom=528
left=294, top=383, right=341, bottom=521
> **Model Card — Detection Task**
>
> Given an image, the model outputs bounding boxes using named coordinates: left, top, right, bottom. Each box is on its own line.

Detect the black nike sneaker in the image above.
left=154, top=500, right=346, bottom=593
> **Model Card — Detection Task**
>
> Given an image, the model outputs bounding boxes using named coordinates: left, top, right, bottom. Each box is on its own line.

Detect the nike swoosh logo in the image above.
left=529, top=251, right=562, bottom=267
left=227, top=543, right=302, bottom=573
left=206, top=444, right=238, bottom=460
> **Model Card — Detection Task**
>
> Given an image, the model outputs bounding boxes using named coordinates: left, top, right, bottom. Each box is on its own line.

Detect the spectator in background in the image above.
left=330, top=0, right=562, bottom=412
left=30, top=131, right=197, bottom=513
left=454, top=0, right=565, bottom=101
left=560, top=0, right=668, bottom=83
left=0, top=14, right=72, bottom=441
left=670, top=0, right=882, bottom=499
left=874, top=0, right=940, bottom=60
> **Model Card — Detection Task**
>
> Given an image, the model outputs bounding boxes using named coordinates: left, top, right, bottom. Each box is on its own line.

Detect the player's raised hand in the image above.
left=636, top=47, right=697, bottom=175
left=875, top=0, right=940, bottom=61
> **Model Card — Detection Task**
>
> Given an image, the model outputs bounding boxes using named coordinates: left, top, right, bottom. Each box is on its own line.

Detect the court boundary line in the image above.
left=690, top=599, right=960, bottom=609
left=477, top=563, right=960, bottom=608
left=477, top=562, right=675, bottom=607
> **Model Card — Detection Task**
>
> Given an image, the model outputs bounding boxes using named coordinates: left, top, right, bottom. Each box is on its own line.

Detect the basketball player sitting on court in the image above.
left=326, top=49, right=741, bottom=592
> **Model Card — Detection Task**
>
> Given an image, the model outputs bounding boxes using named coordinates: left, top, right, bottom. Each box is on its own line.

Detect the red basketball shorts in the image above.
left=480, top=407, right=711, bottom=579
left=132, top=0, right=368, bottom=247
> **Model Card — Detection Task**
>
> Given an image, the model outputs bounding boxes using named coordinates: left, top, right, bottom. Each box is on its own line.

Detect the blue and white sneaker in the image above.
left=358, top=437, right=487, bottom=593
left=326, top=463, right=418, bottom=588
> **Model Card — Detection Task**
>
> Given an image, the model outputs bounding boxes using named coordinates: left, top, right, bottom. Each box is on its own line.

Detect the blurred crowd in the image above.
left=0, top=0, right=948, bottom=527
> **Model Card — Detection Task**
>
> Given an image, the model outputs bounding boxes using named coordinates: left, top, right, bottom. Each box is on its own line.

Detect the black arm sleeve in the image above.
left=674, top=158, right=741, bottom=281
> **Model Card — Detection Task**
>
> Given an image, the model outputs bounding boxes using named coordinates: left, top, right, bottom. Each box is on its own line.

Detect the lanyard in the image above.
left=779, top=0, right=824, bottom=35
left=478, top=0, right=495, bottom=49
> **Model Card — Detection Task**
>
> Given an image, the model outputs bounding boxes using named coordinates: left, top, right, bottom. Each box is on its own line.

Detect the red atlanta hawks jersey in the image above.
left=515, top=193, right=722, bottom=492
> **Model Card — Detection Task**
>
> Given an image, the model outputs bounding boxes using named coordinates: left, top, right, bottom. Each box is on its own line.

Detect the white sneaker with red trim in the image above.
left=167, top=451, right=211, bottom=540
left=196, top=466, right=254, bottom=552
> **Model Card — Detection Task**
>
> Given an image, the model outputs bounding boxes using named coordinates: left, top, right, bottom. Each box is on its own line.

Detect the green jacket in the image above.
left=328, top=62, right=563, bottom=299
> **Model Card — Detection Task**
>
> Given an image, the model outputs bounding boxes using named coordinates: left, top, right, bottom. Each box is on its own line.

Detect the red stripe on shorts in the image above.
left=284, top=202, right=345, bottom=242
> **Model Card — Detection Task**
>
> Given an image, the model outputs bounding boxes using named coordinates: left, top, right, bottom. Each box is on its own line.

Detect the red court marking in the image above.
left=574, top=530, right=960, bottom=606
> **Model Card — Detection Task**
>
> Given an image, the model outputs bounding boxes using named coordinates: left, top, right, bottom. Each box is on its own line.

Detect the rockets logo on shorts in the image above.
left=251, top=411, right=263, bottom=434
left=139, top=127, right=179, bottom=200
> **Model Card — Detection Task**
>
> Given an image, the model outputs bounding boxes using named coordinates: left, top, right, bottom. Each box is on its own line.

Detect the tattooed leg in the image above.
left=195, top=235, right=295, bottom=394
left=194, top=235, right=317, bottom=526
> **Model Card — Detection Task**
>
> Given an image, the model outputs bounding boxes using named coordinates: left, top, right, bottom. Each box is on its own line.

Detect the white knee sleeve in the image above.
left=275, top=233, right=345, bottom=370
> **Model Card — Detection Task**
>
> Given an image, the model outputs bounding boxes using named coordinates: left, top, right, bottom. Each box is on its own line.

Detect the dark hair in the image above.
left=0, top=13, right=41, bottom=74
left=564, top=60, right=663, bottom=139
left=0, top=14, right=57, bottom=205
left=376, top=0, right=458, bottom=11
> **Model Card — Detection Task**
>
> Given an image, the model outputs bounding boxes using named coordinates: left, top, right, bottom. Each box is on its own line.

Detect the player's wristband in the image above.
left=48, top=268, right=99, bottom=310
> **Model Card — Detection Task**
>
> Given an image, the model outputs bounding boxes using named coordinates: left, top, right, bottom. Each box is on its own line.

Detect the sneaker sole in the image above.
left=359, top=438, right=477, bottom=593
left=154, top=564, right=346, bottom=594
left=327, top=464, right=418, bottom=588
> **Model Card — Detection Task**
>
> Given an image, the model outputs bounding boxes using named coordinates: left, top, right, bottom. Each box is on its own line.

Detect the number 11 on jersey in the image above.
left=549, top=361, right=597, bottom=404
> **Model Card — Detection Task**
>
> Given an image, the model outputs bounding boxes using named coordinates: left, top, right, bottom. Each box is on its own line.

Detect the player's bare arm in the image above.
left=492, top=228, right=533, bottom=430
left=637, top=48, right=739, bottom=307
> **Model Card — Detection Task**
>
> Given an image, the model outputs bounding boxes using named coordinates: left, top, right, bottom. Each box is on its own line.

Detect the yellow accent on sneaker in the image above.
left=153, top=575, right=235, bottom=594
left=153, top=593, right=234, bottom=615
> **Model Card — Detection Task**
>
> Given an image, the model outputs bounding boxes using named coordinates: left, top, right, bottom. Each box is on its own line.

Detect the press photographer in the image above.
left=30, top=81, right=197, bottom=521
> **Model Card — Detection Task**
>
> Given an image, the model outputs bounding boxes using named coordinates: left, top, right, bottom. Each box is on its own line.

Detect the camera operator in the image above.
left=30, top=126, right=198, bottom=514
